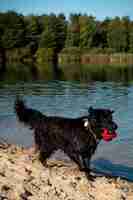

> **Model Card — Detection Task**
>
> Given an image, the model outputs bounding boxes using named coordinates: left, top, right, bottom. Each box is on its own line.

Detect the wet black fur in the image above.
left=15, top=98, right=117, bottom=175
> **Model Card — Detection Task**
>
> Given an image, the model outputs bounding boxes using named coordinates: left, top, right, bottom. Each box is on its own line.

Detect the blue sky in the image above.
left=0, top=0, right=133, bottom=20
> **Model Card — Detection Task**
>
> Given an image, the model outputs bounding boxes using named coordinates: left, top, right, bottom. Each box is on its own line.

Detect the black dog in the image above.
left=15, top=98, right=118, bottom=175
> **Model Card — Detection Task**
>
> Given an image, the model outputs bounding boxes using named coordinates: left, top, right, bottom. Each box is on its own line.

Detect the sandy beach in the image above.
left=0, top=142, right=132, bottom=200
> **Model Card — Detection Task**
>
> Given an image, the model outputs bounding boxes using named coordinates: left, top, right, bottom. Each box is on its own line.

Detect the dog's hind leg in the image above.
left=39, top=149, right=54, bottom=166
left=34, top=129, right=55, bottom=166
left=64, top=146, right=88, bottom=172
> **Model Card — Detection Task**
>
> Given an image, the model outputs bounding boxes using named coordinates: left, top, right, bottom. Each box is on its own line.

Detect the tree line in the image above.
left=0, top=11, right=133, bottom=61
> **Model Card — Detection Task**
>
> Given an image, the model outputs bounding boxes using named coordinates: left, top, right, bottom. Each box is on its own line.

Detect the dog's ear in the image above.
left=111, top=110, right=114, bottom=114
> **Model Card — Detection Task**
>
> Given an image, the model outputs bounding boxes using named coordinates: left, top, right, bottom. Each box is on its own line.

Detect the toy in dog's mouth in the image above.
left=102, top=128, right=117, bottom=142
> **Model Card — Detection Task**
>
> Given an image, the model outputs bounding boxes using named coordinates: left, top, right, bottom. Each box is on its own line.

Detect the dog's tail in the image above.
left=15, top=97, right=44, bottom=128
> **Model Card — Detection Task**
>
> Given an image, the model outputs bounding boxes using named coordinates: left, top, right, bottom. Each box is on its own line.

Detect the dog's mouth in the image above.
left=101, top=128, right=117, bottom=142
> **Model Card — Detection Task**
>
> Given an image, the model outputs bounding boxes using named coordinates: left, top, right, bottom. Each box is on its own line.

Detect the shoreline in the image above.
left=0, top=142, right=133, bottom=200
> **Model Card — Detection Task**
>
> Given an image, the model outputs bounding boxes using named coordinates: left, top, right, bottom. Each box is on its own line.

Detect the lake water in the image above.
left=0, top=80, right=132, bottom=181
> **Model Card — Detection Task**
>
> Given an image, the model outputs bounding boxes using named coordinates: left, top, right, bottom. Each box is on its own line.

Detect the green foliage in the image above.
left=24, top=15, right=41, bottom=52
left=2, top=28, right=25, bottom=48
left=39, top=14, right=67, bottom=53
left=6, top=48, right=32, bottom=63
left=0, top=11, right=26, bottom=48
left=55, top=14, right=67, bottom=51
left=35, top=48, right=54, bottom=64
left=107, top=17, right=129, bottom=52
left=61, top=47, right=81, bottom=54
left=65, top=14, right=80, bottom=47
left=39, top=30, right=56, bottom=48
left=27, top=15, right=41, bottom=36
left=0, top=11, right=133, bottom=67
left=79, top=15, right=96, bottom=48
left=0, top=11, right=132, bottom=53
left=59, top=47, right=81, bottom=64
left=129, top=23, right=133, bottom=52
left=92, top=17, right=111, bottom=48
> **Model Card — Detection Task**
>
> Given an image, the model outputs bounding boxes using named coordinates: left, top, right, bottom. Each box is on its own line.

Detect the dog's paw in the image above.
left=86, top=173, right=96, bottom=181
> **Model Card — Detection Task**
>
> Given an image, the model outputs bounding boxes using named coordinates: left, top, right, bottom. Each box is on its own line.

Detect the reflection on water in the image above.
left=0, top=80, right=132, bottom=180
left=59, top=64, right=133, bottom=82
left=1, top=63, right=133, bottom=83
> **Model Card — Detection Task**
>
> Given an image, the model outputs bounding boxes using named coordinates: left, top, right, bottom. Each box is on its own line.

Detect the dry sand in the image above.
left=0, top=143, right=133, bottom=200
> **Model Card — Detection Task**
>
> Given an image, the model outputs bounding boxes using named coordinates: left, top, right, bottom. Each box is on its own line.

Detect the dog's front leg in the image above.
left=79, top=154, right=90, bottom=173
left=79, top=152, right=96, bottom=181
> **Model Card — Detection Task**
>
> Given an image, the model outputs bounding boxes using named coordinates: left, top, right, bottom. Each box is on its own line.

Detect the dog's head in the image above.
left=83, top=107, right=118, bottom=142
